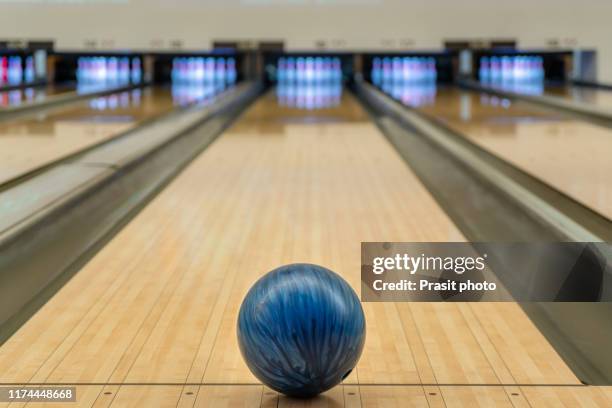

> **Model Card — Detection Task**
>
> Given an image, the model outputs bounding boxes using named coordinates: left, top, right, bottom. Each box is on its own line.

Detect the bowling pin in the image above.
left=0, top=56, right=6, bottom=84
left=490, top=57, right=501, bottom=82
left=99, top=57, right=107, bottom=82
left=118, top=57, right=129, bottom=83
left=107, top=57, right=119, bottom=83
left=205, top=57, right=215, bottom=82
left=479, top=57, right=490, bottom=82
left=305, top=57, right=314, bottom=82
left=131, top=57, right=141, bottom=84
left=215, top=57, right=226, bottom=83
left=25, top=56, right=35, bottom=83
left=392, top=57, right=401, bottom=82
left=371, top=57, right=382, bottom=85
left=316, top=57, right=324, bottom=82
left=285, top=57, right=293, bottom=83
left=227, top=58, right=237, bottom=84
left=8, top=56, right=22, bottom=85
left=296, top=57, right=306, bottom=83
left=195, top=57, right=204, bottom=82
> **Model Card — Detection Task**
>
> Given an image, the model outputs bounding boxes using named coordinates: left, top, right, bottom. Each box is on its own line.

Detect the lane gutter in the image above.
left=0, top=81, right=264, bottom=345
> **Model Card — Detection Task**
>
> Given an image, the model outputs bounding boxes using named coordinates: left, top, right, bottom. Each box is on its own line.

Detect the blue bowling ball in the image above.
left=237, top=264, right=366, bottom=398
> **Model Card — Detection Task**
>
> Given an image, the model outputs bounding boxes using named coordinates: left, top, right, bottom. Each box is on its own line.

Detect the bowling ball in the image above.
left=237, top=264, right=366, bottom=398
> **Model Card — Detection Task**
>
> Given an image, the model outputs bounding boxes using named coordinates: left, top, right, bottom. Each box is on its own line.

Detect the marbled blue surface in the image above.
left=237, top=264, right=366, bottom=398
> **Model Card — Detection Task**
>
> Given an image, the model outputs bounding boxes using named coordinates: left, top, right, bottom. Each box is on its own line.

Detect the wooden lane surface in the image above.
left=0, top=83, right=76, bottom=109
left=0, top=87, right=176, bottom=186
left=544, top=85, right=612, bottom=111
left=416, top=87, right=612, bottom=221
left=0, top=90, right=609, bottom=407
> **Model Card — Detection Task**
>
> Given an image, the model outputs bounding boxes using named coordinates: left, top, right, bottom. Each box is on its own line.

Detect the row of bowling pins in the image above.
left=276, top=57, right=343, bottom=83
left=479, top=56, right=545, bottom=83
left=171, top=57, right=237, bottom=84
left=77, top=57, right=142, bottom=84
left=371, top=57, right=438, bottom=84
left=0, top=56, right=36, bottom=86
left=276, top=83, right=342, bottom=110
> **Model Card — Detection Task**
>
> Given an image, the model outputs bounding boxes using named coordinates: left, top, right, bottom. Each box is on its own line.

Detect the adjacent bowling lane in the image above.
left=1, top=88, right=605, bottom=407
left=406, top=86, right=612, bottom=221
left=0, top=83, right=226, bottom=187
left=545, top=84, right=612, bottom=111
left=0, top=82, right=76, bottom=109
left=0, top=87, right=174, bottom=186
left=478, top=79, right=612, bottom=111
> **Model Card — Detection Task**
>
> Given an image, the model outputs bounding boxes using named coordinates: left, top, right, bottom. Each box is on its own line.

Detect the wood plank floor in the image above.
left=0, top=90, right=610, bottom=407
left=417, top=87, right=612, bottom=221
left=0, top=83, right=74, bottom=109
left=0, top=87, right=175, bottom=186
left=545, top=85, right=612, bottom=110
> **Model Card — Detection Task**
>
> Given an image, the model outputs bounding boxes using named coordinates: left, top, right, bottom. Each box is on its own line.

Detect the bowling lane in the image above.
left=0, top=86, right=182, bottom=186
left=1, top=88, right=606, bottom=407
left=478, top=79, right=612, bottom=112
left=545, top=84, right=612, bottom=111
left=0, top=83, right=77, bottom=109
left=411, top=86, right=612, bottom=221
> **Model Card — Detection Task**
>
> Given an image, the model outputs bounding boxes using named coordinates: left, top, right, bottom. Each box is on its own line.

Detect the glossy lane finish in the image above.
left=546, top=85, right=612, bottom=111
left=0, top=83, right=76, bottom=109
left=0, top=91, right=609, bottom=407
left=0, top=87, right=176, bottom=186
left=417, top=87, right=612, bottom=221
